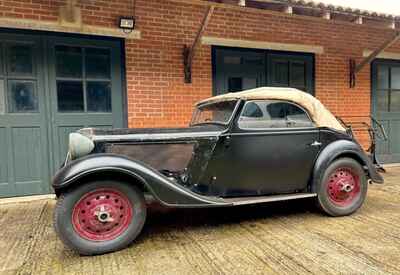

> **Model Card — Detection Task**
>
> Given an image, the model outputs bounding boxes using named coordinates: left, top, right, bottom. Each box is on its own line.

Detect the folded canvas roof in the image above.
left=197, top=87, right=346, bottom=132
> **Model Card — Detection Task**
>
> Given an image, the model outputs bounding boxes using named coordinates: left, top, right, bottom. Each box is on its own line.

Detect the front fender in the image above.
left=52, top=154, right=229, bottom=208
left=311, top=140, right=384, bottom=192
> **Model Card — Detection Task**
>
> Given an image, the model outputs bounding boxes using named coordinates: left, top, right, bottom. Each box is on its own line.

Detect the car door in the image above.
left=217, top=100, right=321, bottom=197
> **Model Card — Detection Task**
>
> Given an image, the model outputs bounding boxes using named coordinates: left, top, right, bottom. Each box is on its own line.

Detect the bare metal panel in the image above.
left=107, top=143, right=195, bottom=172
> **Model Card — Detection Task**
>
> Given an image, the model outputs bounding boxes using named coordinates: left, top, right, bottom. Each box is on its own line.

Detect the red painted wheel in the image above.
left=327, top=168, right=360, bottom=207
left=316, top=158, right=368, bottom=217
left=72, top=188, right=133, bottom=241
left=54, top=180, right=146, bottom=255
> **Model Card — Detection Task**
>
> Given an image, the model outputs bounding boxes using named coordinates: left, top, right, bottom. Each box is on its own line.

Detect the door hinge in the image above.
left=223, top=135, right=231, bottom=147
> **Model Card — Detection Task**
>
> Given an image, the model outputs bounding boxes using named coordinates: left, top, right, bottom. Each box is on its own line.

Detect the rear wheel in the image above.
left=54, top=180, right=146, bottom=255
left=316, top=158, right=368, bottom=217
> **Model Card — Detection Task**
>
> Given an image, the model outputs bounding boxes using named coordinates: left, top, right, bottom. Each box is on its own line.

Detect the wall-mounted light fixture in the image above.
left=119, top=17, right=135, bottom=33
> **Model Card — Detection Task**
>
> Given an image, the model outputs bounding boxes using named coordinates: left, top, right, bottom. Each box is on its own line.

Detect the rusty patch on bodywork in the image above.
left=106, top=143, right=195, bottom=172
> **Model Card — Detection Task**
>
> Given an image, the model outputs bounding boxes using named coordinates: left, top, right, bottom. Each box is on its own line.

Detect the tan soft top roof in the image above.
left=197, top=87, right=345, bottom=132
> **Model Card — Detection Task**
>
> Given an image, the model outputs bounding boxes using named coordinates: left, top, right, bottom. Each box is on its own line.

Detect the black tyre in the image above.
left=316, top=158, right=368, bottom=217
left=54, top=180, right=146, bottom=255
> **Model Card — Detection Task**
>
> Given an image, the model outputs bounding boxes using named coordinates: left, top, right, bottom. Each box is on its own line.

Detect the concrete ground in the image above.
left=1, top=168, right=400, bottom=275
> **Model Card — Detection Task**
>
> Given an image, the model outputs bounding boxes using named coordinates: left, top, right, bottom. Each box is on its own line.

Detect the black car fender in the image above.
left=52, top=154, right=229, bottom=208
left=311, top=140, right=384, bottom=193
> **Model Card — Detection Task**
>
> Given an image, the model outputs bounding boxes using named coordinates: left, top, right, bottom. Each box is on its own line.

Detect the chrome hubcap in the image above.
left=94, top=205, right=114, bottom=223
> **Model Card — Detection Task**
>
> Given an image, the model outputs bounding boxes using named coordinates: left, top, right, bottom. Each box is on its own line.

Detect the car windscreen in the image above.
left=191, top=100, right=238, bottom=126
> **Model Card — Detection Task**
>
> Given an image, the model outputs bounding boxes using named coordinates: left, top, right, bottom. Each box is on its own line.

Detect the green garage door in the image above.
left=372, top=60, right=400, bottom=163
left=213, top=47, right=314, bottom=95
left=0, top=33, right=124, bottom=198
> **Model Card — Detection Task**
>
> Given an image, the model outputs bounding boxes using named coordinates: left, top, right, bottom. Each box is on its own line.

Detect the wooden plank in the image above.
left=355, top=31, right=400, bottom=73
left=184, top=5, right=215, bottom=83
left=187, top=5, right=215, bottom=67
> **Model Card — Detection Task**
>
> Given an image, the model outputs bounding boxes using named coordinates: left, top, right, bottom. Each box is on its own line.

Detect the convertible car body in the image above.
left=52, top=87, right=384, bottom=255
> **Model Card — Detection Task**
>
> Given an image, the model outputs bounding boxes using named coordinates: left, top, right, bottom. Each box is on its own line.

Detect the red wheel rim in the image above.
left=327, top=167, right=361, bottom=207
left=72, top=188, right=133, bottom=241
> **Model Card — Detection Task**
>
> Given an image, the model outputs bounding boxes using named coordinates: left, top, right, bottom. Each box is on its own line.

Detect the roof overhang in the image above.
left=192, top=0, right=399, bottom=29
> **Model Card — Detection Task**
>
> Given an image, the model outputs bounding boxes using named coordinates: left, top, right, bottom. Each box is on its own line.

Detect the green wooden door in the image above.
left=372, top=60, right=400, bottom=163
left=213, top=48, right=266, bottom=95
left=0, top=33, right=124, bottom=198
left=212, top=47, right=314, bottom=95
left=0, top=34, right=51, bottom=197
left=47, top=37, right=124, bottom=170
left=267, top=53, right=314, bottom=94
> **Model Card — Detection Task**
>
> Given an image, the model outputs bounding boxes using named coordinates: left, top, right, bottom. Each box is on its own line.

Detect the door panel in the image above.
left=48, top=37, right=124, bottom=170
left=0, top=34, right=50, bottom=198
left=0, top=32, right=124, bottom=198
left=11, top=127, right=45, bottom=195
left=214, top=48, right=265, bottom=94
left=268, top=53, right=314, bottom=94
left=372, top=60, right=400, bottom=163
left=389, top=119, right=400, bottom=154
left=216, top=130, right=319, bottom=196
left=215, top=100, right=319, bottom=197
left=213, top=47, right=314, bottom=96
left=0, top=127, right=8, bottom=185
left=376, top=119, right=390, bottom=155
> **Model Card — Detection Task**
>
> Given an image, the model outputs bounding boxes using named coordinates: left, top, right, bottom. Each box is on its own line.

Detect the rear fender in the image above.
left=52, top=154, right=229, bottom=208
left=311, top=140, right=384, bottom=193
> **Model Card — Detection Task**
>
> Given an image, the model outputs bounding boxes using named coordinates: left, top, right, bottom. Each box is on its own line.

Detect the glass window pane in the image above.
left=224, top=56, right=242, bottom=65
left=57, top=81, right=84, bottom=112
left=243, top=77, right=258, bottom=90
left=242, top=102, right=263, bottom=118
left=56, top=45, right=82, bottom=78
left=8, top=80, right=38, bottom=113
left=0, top=80, right=4, bottom=114
left=266, top=102, right=286, bottom=119
left=376, top=90, right=389, bottom=112
left=243, top=56, right=263, bottom=66
left=85, top=48, right=111, bottom=79
left=390, top=91, right=400, bottom=112
left=238, top=101, right=287, bottom=129
left=391, top=67, right=400, bottom=89
left=377, top=65, right=389, bottom=89
left=290, top=62, right=306, bottom=88
left=86, top=82, right=112, bottom=112
left=286, top=103, right=313, bottom=127
left=8, top=44, right=33, bottom=75
left=272, top=61, right=289, bottom=86
left=228, top=77, right=242, bottom=92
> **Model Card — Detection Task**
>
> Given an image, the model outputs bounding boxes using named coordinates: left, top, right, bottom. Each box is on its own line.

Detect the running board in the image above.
left=222, top=193, right=317, bottom=206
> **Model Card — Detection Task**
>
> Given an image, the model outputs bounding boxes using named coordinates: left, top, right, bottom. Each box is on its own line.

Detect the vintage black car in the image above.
left=52, top=87, right=384, bottom=255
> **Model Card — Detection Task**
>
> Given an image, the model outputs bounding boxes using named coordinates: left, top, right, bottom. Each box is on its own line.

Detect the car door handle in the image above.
left=309, top=141, right=322, bottom=147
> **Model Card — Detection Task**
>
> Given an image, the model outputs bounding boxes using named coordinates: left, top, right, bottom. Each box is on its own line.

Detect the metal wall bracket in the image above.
left=349, top=59, right=356, bottom=88
left=183, top=6, right=214, bottom=84
left=350, top=31, right=400, bottom=88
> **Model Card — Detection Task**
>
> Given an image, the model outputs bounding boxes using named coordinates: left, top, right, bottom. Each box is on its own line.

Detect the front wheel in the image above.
left=54, top=180, right=146, bottom=255
left=316, top=158, right=368, bottom=217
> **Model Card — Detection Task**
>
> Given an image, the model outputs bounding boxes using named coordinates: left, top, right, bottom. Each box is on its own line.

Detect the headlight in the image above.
left=69, top=133, right=95, bottom=159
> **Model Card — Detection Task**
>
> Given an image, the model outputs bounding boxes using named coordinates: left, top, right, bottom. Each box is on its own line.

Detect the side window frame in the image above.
left=236, top=99, right=316, bottom=131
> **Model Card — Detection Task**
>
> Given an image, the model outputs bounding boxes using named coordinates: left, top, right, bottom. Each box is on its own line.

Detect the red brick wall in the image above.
left=126, top=0, right=400, bottom=130
left=0, top=0, right=133, bottom=26
left=1, top=0, right=400, bottom=146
